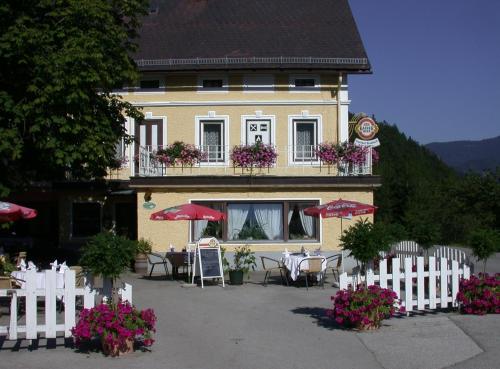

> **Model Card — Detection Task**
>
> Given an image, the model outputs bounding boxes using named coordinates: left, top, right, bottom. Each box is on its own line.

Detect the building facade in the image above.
left=116, top=0, right=380, bottom=253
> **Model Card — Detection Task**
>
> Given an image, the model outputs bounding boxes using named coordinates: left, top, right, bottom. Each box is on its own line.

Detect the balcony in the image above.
left=135, top=145, right=374, bottom=177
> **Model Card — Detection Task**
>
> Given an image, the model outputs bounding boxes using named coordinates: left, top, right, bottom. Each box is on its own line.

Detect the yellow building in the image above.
left=114, top=0, right=380, bottom=255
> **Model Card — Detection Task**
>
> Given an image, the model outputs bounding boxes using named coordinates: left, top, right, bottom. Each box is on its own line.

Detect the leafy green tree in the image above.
left=80, top=232, right=136, bottom=280
left=340, top=219, right=394, bottom=274
left=468, top=228, right=500, bottom=273
left=0, top=0, right=148, bottom=196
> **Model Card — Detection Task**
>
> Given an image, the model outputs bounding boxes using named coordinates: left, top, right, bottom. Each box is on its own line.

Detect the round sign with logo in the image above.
left=355, top=117, right=379, bottom=140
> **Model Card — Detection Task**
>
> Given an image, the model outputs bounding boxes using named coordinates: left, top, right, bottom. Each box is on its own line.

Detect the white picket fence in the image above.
left=340, top=257, right=471, bottom=312
left=0, top=269, right=132, bottom=340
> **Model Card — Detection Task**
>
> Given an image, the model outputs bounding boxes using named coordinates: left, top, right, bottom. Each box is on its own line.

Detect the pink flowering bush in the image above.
left=315, top=142, right=377, bottom=167
left=153, top=141, right=206, bottom=167
left=457, top=274, right=500, bottom=315
left=315, top=143, right=340, bottom=165
left=231, top=142, right=278, bottom=169
left=328, top=285, right=404, bottom=330
left=72, top=301, right=156, bottom=356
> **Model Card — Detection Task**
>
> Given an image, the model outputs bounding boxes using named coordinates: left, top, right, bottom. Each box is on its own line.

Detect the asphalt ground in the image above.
left=0, top=265, right=499, bottom=369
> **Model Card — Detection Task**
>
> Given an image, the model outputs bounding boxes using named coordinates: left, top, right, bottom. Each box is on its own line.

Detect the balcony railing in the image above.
left=135, top=145, right=373, bottom=177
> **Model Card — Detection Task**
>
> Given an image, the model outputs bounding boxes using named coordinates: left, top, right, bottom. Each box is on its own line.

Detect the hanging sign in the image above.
left=354, top=138, right=380, bottom=148
left=143, top=201, right=156, bottom=209
left=192, top=237, right=224, bottom=288
left=355, top=117, right=379, bottom=140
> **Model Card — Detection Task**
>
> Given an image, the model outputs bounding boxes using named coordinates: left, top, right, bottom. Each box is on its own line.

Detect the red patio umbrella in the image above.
left=304, top=199, right=376, bottom=273
left=0, top=201, right=37, bottom=223
left=304, top=199, right=376, bottom=219
left=150, top=203, right=226, bottom=221
left=150, top=203, right=226, bottom=283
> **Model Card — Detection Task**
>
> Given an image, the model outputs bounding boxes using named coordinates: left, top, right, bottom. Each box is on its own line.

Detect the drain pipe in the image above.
left=337, top=73, right=343, bottom=143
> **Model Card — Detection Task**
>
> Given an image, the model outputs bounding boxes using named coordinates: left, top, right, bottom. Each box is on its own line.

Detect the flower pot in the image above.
left=355, top=321, right=380, bottom=331
left=101, top=336, right=134, bottom=357
left=134, top=253, right=148, bottom=275
left=228, top=270, right=244, bottom=285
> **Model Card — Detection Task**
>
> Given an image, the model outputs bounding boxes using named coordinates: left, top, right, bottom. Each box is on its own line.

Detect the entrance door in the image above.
left=134, top=119, right=164, bottom=173
left=246, top=120, right=271, bottom=145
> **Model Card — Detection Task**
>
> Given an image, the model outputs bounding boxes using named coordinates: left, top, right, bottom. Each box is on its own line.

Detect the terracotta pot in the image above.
left=134, top=253, right=148, bottom=275
left=101, top=336, right=134, bottom=357
left=355, top=321, right=380, bottom=331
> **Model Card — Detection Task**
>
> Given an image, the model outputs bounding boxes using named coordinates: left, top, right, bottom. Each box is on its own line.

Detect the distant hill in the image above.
left=426, top=136, right=500, bottom=173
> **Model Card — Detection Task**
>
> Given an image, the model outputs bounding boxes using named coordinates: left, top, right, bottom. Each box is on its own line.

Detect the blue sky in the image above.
left=348, top=0, right=500, bottom=144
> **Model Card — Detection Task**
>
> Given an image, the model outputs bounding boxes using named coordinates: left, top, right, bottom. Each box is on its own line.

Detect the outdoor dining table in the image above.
left=11, top=270, right=65, bottom=289
left=166, top=251, right=195, bottom=280
left=282, top=253, right=327, bottom=282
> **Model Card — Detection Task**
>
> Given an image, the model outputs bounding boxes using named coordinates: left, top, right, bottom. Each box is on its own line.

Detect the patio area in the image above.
left=0, top=271, right=498, bottom=369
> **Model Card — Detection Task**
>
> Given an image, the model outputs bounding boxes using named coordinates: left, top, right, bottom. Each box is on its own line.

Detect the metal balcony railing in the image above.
left=136, top=145, right=373, bottom=177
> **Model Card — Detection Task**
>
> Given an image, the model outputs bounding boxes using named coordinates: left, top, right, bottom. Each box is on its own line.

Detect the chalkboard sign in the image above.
left=200, top=248, right=221, bottom=278
left=192, top=238, right=224, bottom=288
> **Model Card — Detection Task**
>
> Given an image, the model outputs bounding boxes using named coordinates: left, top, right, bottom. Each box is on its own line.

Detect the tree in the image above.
left=468, top=228, right=500, bottom=273
left=0, top=0, right=148, bottom=196
left=340, top=219, right=394, bottom=275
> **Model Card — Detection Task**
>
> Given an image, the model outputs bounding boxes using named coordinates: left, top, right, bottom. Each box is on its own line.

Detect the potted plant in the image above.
left=0, top=255, right=15, bottom=276
left=79, top=231, right=137, bottom=298
left=153, top=141, right=206, bottom=167
left=134, top=238, right=152, bottom=275
left=230, top=142, right=278, bottom=173
left=328, top=284, right=404, bottom=330
left=72, top=300, right=156, bottom=356
left=340, top=219, right=394, bottom=280
left=222, top=245, right=257, bottom=285
left=457, top=274, right=500, bottom=315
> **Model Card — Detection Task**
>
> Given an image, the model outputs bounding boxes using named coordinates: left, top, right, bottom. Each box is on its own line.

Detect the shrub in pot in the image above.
left=328, top=284, right=404, bottom=330
left=340, top=219, right=394, bottom=279
left=457, top=273, right=500, bottom=315
left=80, top=232, right=136, bottom=298
left=222, top=245, right=256, bottom=285
left=134, top=238, right=152, bottom=275
left=72, top=300, right=156, bottom=356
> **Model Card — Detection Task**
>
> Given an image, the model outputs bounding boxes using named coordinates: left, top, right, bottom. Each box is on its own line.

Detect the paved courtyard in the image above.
left=0, top=271, right=499, bottom=369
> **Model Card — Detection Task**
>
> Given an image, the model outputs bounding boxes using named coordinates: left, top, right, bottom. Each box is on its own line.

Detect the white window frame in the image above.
left=289, top=74, right=321, bottom=93
left=197, top=75, right=228, bottom=93
left=243, top=74, right=275, bottom=93
left=288, top=113, right=323, bottom=165
left=195, top=114, right=230, bottom=166
left=132, top=75, right=166, bottom=95
left=240, top=113, right=276, bottom=146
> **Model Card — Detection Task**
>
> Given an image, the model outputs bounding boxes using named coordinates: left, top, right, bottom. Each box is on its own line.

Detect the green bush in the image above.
left=340, top=219, right=394, bottom=269
left=80, top=232, right=136, bottom=279
left=469, top=229, right=500, bottom=273
left=135, top=238, right=153, bottom=255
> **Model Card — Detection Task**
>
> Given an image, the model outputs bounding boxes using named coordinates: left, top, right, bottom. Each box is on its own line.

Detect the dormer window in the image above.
left=289, top=74, right=320, bottom=93
left=198, top=75, right=228, bottom=93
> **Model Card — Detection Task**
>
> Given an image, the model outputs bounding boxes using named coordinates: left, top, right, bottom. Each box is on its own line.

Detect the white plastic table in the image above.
left=282, top=254, right=327, bottom=281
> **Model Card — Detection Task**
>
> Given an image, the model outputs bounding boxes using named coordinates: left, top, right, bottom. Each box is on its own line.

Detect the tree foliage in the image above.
left=0, top=0, right=148, bottom=196
left=373, top=121, right=500, bottom=246
left=79, top=232, right=136, bottom=279
left=340, top=219, right=394, bottom=266
left=468, top=228, right=500, bottom=273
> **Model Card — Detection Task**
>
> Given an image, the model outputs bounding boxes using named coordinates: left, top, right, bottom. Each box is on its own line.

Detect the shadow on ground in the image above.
left=290, top=306, right=347, bottom=330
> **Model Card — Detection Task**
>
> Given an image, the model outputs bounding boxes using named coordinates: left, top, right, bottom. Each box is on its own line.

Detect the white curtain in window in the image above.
left=228, top=204, right=251, bottom=240
left=254, top=204, right=283, bottom=240
left=288, top=208, right=294, bottom=224
left=299, top=209, right=314, bottom=237
left=193, top=220, right=209, bottom=241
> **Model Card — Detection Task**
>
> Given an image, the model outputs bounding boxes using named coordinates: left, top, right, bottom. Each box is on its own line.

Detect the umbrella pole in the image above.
left=340, top=217, right=344, bottom=274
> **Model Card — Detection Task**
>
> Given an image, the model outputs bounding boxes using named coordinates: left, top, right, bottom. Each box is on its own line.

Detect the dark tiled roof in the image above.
left=135, top=0, right=370, bottom=72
